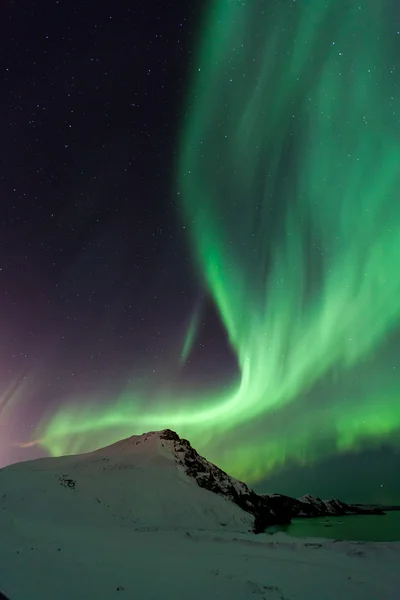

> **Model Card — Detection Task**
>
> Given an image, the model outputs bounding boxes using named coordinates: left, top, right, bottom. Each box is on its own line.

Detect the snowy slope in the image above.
left=0, top=429, right=254, bottom=533
left=0, top=429, right=399, bottom=600
left=0, top=522, right=399, bottom=600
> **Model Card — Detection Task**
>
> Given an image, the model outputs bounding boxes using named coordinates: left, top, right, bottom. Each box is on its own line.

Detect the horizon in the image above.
left=2, top=428, right=399, bottom=507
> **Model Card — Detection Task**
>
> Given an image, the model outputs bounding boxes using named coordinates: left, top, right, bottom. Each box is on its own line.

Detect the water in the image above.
left=272, top=511, right=400, bottom=542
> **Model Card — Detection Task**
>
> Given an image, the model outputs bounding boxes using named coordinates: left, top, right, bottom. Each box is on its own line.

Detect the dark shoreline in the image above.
left=265, top=511, right=400, bottom=543
left=260, top=494, right=391, bottom=527
left=286, top=508, right=399, bottom=521
left=352, top=504, right=400, bottom=512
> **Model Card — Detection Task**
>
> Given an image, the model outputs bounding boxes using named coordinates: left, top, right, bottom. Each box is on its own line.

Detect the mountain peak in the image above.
left=127, top=429, right=180, bottom=442
left=157, top=429, right=181, bottom=441
left=108, top=428, right=290, bottom=532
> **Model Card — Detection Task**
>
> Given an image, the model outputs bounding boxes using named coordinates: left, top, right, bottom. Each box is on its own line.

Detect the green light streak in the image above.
left=33, top=0, right=400, bottom=482
left=180, top=303, right=202, bottom=365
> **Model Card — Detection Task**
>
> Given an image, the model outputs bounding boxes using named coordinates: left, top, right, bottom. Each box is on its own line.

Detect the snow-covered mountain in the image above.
left=0, top=429, right=258, bottom=533
left=296, top=494, right=369, bottom=517
left=0, top=429, right=381, bottom=540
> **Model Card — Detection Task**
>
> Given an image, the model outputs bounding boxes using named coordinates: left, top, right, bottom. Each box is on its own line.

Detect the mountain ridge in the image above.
left=0, top=429, right=383, bottom=535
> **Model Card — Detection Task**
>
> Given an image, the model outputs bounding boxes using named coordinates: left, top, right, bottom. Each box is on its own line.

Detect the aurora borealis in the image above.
left=2, top=0, right=400, bottom=500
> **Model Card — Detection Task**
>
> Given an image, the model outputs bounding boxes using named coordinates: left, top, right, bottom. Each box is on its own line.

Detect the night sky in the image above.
left=1, top=0, right=400, bottom=505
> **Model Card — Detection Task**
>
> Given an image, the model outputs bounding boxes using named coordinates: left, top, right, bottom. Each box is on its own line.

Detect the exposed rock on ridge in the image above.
left=157, top=429, right=291, bottom=532
left=157, top=430, right=384, bottom=528
left=263, top=493, right=384, bottom=519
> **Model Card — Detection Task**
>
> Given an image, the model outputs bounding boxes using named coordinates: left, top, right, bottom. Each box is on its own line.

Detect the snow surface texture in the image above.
left=0, top=429, right=399, bottom=599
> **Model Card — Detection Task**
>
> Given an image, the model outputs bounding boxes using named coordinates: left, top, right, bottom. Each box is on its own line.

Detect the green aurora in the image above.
left=33, top=0, right=400, bottom=483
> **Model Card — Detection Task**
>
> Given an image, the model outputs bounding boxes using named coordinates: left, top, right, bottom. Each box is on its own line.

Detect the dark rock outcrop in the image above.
left=158, top=429, right=291, bottom=532
left=264, top=493, right=385, bottom=519
left=157, top=430, right=384, bottom=531
left=352, top=503, right=398, bottom=513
